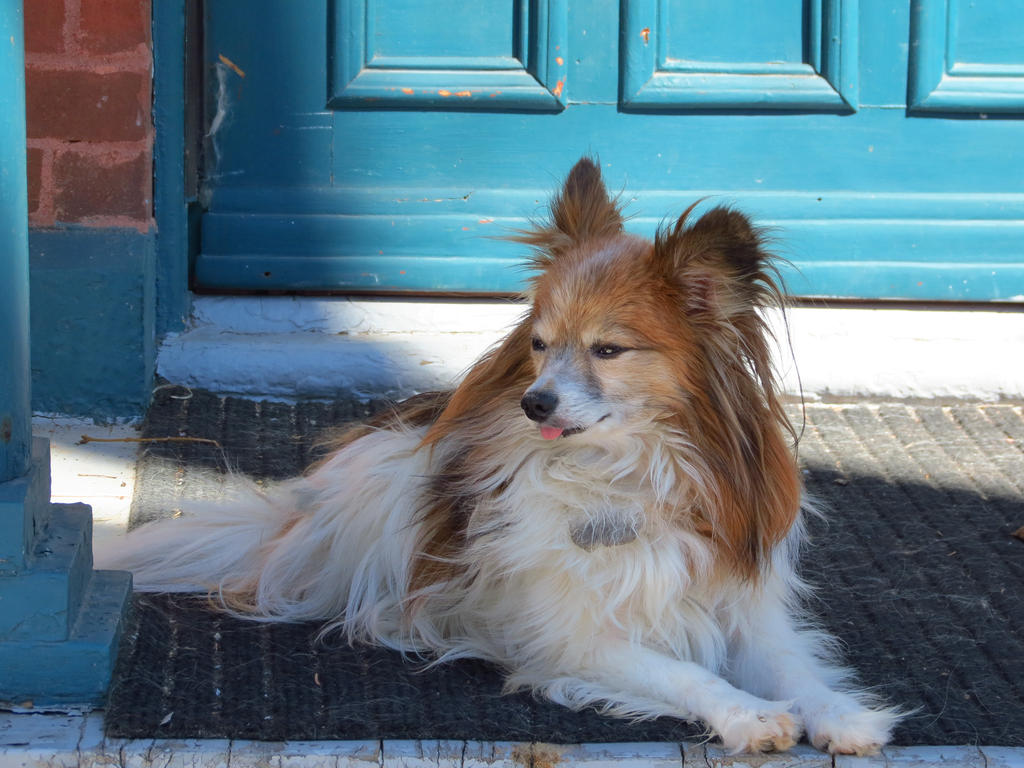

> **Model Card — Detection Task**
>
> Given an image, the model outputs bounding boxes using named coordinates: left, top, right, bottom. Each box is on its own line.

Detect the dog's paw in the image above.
left=803, top=699, right=897, bottom=756
left=716, top=701, right=803, bottom=754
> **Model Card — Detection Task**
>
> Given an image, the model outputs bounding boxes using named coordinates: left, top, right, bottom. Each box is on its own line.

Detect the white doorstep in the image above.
left=158, top=297, right=1024, bottom=403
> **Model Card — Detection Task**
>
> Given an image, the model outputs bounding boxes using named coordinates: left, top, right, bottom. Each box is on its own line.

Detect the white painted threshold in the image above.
left=158, top=297, right=1024, bottom=402
left=3, top=712, right=1024, bottom=768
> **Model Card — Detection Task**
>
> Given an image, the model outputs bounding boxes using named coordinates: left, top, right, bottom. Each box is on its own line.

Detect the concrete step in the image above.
left=0, top=568, right=131, bottom=708
left=2, top=713, right=1023, bottom=768
left=0, top=503, right=94, bottom=642
left=0, top=439, right=52, bottom=574
left=157, top=297, right=1024, bottom=402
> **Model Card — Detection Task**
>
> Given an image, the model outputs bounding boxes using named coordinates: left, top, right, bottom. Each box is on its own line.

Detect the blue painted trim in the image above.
left=327, top=0, right=568, bottom=111
left=0, top=565, right=131, bottom=707
left=621, top=0, right=857, bottom=110
left=195, top=190, right=1024, bottom=300
left=0, top=442, right=50, bottom=575
left=907, top=0, right=945, bottom=108
left=818, top=0, right=859, bottom=108
left=0, top=0, right=32, bottom=482
left=0, top=501, right=92, bottom=642
left=909, top=0, right=1024, bottom=113
left=195, top=253, right=526, bottom=293
left=152, top=0, right=192, bottom=333
left=30, top=228, right=156, bottom=418
left=206, top=186, right=1024, bottom=219
left=368, top=55, right=523, bottom=71
left=0, top=388, right=130, bottom=708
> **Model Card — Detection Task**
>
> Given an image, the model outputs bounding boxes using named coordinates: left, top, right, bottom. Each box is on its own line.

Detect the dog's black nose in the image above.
left=521, top=390, right=558, bottom=422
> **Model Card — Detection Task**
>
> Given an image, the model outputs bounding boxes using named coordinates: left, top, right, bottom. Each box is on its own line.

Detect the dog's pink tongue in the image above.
left=540, top=426, right=564, bottom=440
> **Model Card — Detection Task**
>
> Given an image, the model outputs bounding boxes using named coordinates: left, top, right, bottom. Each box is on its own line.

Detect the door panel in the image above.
left=662, top=0, right=805, bottom=64
left=370, top=1, right=510, bottom=59
left=327, top=0, right=567, bottom=110
left=621, top=0, right=856, bottom=110
left=194, top=0, right=1024, bottom=301
left=909, top=0, right=1024, bottom=112
left=952, top=0, right=1024, bottom=67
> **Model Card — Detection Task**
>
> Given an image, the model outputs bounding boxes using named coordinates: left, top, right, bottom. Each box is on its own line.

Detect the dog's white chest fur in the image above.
left=450, top=436, right=728, bottom=669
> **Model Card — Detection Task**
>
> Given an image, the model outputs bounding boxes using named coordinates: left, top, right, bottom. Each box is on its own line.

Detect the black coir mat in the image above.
left=105, top=386, right=1024, bottom=745
left=107, top=593, right=703, bottom=743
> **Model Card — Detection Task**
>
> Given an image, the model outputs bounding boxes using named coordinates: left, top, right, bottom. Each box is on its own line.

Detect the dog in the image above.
left=99, top=158, right=899, bottom=754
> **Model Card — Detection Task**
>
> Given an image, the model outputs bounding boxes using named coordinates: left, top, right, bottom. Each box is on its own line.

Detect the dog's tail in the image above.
left=94, top=478, right=298, bottom=597
left=94, top=427, right=429, bottom=631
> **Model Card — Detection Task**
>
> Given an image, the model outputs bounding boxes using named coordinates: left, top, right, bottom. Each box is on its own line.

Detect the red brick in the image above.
left=24, top=0, right=66, bottom=54
left=26, top=148, right=44, bottom=215
left=53, top=150, right=150, bottom=220
left=78, top=0, right=150, bottom=54
left=26, top=68, right=149, bottom=142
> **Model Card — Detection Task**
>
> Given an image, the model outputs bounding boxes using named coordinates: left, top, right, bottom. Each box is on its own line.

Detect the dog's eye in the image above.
left=531, top=337, right=547, bottom=352
left=593, top=344, right=626, bottom=359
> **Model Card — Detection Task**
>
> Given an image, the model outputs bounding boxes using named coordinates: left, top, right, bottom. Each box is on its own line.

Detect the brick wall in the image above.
left=24, top=0, right=153, bottom=230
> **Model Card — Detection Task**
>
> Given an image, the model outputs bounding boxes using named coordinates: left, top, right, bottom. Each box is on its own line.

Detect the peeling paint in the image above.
left=455, top=90, right=472, bottom=97
left=556, top=56, right=564, bottom=66
left=206, top=61, right=236, bottom=173
left=553, top=79, right=564, bottom=97
left=512, top=744, right=564, bottom=768
left=217, top=53, right=245, bottom=78
left=401, top=87, right=414, bottom=95
left=438, top=89, right=452, bottom=97
left=641, top=27, right=651, bottom=44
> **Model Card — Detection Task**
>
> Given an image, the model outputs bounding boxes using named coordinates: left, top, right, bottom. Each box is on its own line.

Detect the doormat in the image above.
left=106, top=592, right=704, bottom=743
left=105, top=386, right=1024, bottom=745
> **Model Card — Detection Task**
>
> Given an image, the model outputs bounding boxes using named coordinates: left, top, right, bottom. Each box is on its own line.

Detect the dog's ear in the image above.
left=511, top=157, right=624, bottom=258
left=550, top=157, right=624, bottom=245
left=656, top=205, right=783, bottom=319
left=657, top=205, right=798, bottom=579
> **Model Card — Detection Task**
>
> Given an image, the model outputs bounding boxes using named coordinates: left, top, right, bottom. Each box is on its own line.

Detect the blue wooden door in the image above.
left=194, top=0, right=1024, bottom=300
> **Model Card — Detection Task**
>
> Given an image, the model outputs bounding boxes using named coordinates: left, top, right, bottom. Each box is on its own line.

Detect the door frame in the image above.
left=153, top=0, right=200, bottom=335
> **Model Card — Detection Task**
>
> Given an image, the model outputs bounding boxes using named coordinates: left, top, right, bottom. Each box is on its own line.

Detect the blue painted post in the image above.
left=0, top=0, right=132, bottom=707
left=0, top=0, right=32, bottom=485
left=153, top=0, right=192, bottom=335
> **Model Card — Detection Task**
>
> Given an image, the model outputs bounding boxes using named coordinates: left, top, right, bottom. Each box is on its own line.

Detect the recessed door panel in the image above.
left=909, top=0, right=1024, bottom=112
left=327, top=0, right=567, bottom=111
left=662, top=0, right=805, bottom=67
left=369, top=0, right=511, bottom=61
left=620, top=0, right=858, bottom=110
